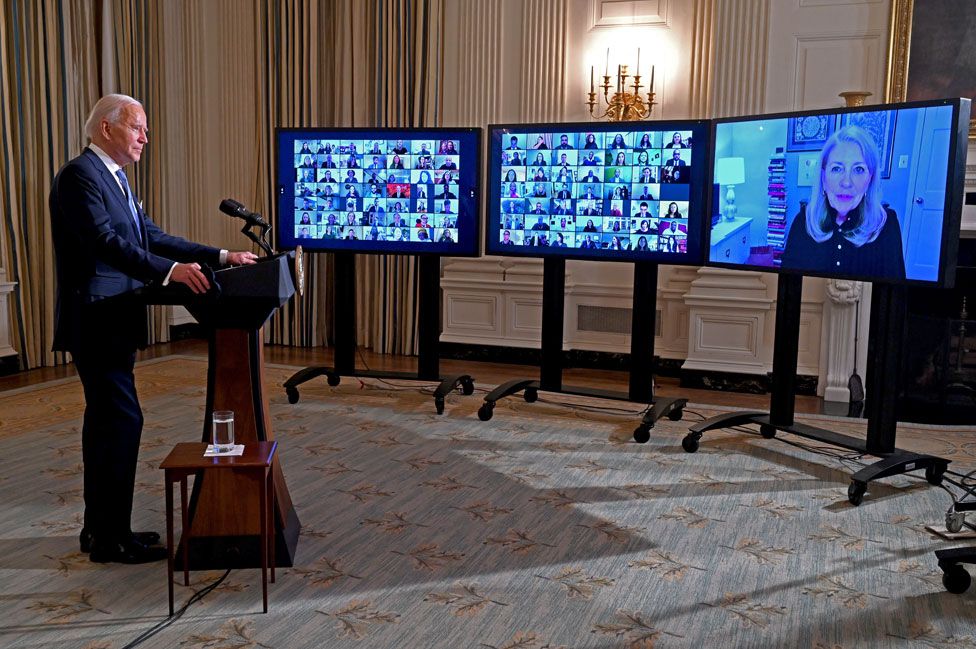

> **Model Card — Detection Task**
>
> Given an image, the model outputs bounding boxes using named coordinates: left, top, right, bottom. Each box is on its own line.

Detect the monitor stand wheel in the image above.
left=936, top=548, right=976, bottom=594
left=847, top=480, right=867, bottom=506
left=432, top=375, right=476, bottom=415
left=478, top=402, right=494, bottom=421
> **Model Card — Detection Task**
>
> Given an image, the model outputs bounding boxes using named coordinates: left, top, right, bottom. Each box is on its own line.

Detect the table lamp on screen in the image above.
left=715, top=157, right=745, bottom=222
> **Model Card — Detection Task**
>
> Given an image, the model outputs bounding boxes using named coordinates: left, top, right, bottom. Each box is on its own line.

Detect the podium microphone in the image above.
left=219, top=198, right=269, bottom=228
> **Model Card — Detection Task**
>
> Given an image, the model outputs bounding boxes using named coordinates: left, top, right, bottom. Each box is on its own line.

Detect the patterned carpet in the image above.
left=1, top=355, right=975, bottom=649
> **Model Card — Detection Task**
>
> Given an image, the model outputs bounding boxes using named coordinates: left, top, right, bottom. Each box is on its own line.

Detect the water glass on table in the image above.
left=212, top=410, right=235, bottom=453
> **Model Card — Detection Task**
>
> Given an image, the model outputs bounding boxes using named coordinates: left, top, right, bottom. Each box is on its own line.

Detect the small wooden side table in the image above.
left=160, top=441, right=277, bottom=615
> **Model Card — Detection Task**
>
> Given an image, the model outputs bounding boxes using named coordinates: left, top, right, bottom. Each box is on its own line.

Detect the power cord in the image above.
left=119, top=569, right=232, bottom=649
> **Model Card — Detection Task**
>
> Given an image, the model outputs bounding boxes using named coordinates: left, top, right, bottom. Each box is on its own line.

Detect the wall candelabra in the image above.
left=587, top=56, right=655, bottom=122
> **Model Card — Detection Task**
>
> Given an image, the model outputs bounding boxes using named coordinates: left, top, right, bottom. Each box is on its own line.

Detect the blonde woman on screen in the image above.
left=782, top=125, right=905, bottom=279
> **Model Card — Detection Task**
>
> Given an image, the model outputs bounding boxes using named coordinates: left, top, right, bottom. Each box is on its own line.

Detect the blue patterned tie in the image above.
left=114, top=168, right=142, bottom=239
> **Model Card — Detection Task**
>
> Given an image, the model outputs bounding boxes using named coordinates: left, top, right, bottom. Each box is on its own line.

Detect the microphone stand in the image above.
left=240, top=221, right=274, bottom=257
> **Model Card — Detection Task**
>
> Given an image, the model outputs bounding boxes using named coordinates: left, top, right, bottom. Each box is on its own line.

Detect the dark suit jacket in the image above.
left=50, top=148, right=220, bottom=353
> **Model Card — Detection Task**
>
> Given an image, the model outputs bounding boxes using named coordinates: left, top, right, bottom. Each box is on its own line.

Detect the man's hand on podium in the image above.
left=227, top=251, right=258, bottom=266
left=171, top=262, right=210, bottom=294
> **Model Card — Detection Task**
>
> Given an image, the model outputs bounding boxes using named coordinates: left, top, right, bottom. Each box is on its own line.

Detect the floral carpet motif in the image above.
left=0, top=356, right=974, bottom=648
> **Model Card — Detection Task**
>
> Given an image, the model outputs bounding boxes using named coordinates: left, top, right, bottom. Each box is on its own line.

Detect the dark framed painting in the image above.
left=840, top=110, right=897, bottom=178
left=887, top=0, right=976, bottom=137
left=787, top=114, right=834, bottom=151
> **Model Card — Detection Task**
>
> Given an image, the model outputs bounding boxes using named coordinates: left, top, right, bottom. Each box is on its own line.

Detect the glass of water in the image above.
left=212, top=410, right=235, bottom=453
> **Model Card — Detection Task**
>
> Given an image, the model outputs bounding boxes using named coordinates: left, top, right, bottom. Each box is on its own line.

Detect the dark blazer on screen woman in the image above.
left=781, top=205, right=905, bottom=280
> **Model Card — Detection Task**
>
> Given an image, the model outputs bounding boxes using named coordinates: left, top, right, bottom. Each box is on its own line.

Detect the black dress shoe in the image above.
left=80, top=529, right=161, bottom=553
left=89, top=538, right=168, bottom=564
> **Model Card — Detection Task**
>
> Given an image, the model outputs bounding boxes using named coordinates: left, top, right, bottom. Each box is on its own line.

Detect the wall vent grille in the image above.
left=575, top=305, right=662, bottom=336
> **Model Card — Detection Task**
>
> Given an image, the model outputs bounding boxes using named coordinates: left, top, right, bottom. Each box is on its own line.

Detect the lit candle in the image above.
left=590, top=66, right=594, bottom=93
left=605, top=48, right=609, bottom=75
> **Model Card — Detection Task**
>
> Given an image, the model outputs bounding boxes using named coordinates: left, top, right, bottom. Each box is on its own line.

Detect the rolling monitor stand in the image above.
left=282, top=252, right=474, bottom=414
left=477, top=257, right=687, bottom=438
left=682, top=273, right=948, bottom=506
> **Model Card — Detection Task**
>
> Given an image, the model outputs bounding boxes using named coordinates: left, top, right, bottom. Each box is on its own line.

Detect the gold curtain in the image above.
left=0, top=0, right=101, bottom=369
left=112, top=0, right=172, bottom=343
left=1, top=0, right=447, bottom=369
left=265, top=0, right=446, bottom=356
left=356, top=0, right=445, bottom=355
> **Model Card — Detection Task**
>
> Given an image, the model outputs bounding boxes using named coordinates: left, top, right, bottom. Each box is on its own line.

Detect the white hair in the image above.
left=84, top=94, right=143, bottom=140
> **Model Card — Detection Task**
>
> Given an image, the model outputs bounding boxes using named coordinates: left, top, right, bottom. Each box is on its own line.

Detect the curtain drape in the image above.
left=2, top=0, right=447, bottom=369
left=265, top=0, right=446, bottom=356
left=357, top=0, right=445, bottom=356
left=112, top=0, right=171, bottom=342
left=0, top=0, right=101, bottom=369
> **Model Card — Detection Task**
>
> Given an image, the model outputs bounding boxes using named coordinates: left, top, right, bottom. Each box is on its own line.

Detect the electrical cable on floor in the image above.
left=681, top=409, right=708, bottom=422
left=533, top=394, right=653, bottom=417
left=120, top=569, right=232, bottom=649
left=351, top=347, right=486, bottom=397
left=356, top=347, right=372, bottom=373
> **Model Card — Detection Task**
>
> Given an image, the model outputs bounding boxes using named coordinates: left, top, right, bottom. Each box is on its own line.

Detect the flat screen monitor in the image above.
left=276, top=128, right=481, bottom=255
left=706, top=98, right=970, bottom=286
left=485, top=120, right=710, bottom=263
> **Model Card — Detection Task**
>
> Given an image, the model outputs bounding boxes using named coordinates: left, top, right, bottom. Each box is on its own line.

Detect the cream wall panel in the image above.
left=765, top=0, right=891, bottom=112
left=699, top=317, right=757, bottom=354
left=509, top=297, right=544, bottom=342
left=797, top=302, right=824, bottom=377
left=589, top=0, right=668, bottom=28
left=448, top=296, right=499, bottom=331
left=793, top=33, right=884, bottom=110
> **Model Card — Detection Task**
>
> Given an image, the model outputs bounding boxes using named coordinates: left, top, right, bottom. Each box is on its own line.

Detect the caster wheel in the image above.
left=926, top=464, right=945, bottom=486
left=478, top=403, right=494, bottom=421
left=327, top=375, right=341, bottom=387
left=435, top=397, right=445, bottom=415
left=461, top=380, right=474, bottom=396
left=667, top=409, right=684, bottom=422
left=847, top=481, right=867, bottom=506
left=524, top=388, right=538, bottom=403
left=633, top=425, right=651, bottom=444
left=760, top=424, right=776, bottom=439
left=286, top=388, right=299, bottom=404
left=946, top=511, right=966, bottom=534
left=942, top=565, right=971, bottom=594
left=681, top=435, right=700, bottom=453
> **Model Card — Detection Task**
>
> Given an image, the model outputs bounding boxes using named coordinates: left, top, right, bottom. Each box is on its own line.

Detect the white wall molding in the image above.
left=791, top=31, right=883, bottom=110
left=710, top=0, right=769, bottom=118
left=588, top=0, right=669, bottom=29
left=682, top=268, right=773, bottom=374
left=820, top=279, right=863, bottom=402
left=0, top=269, right=17, bottom=359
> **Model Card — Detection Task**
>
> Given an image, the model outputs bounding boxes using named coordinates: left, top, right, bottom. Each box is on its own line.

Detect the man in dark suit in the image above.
left=664, top=149, right=687, bottom=169
left=50, top=94, right=256, bottom=564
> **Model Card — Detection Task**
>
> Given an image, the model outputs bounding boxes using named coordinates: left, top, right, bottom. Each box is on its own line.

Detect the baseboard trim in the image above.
left=438, top=343, right=818, bottom=395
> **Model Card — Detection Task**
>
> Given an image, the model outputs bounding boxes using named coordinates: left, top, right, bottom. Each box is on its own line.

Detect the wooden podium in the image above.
left=135, top=252, right=301, bottom=568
